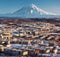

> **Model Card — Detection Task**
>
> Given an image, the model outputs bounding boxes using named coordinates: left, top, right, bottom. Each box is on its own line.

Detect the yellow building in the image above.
left=2, top=30, right=12, bottom=40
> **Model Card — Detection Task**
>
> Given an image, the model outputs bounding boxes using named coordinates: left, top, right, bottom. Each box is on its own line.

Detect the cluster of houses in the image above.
left=0, top=21, right=60, bottom=57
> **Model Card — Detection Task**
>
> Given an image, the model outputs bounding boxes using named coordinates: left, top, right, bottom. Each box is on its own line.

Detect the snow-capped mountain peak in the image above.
left=11, top=4, right=58, bottom=18
left=31, top=4, right=57, bottom=15
left=0, top=4, right=59, bottom=18
left=32, top=4, right=49, bottom=15
left=13, top=4, right=56, bottom=15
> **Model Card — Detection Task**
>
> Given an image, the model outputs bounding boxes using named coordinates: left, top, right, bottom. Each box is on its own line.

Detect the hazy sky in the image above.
left=0, top=0, right=60, bottom=14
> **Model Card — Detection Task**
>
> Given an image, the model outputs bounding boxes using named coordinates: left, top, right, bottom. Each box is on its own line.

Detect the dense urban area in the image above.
left=0, top=18, right=60, bottom=57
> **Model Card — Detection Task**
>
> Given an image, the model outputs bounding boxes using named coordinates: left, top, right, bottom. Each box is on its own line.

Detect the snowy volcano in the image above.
left=12, top=4, right=57, bottom=18
left=0, top=4, right=59, bottom=18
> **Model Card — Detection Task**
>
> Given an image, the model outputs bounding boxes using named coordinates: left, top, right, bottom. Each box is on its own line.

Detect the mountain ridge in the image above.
left=0, top=4, right=60, bottom=18
left=13, top=4, right=57, bottom=16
